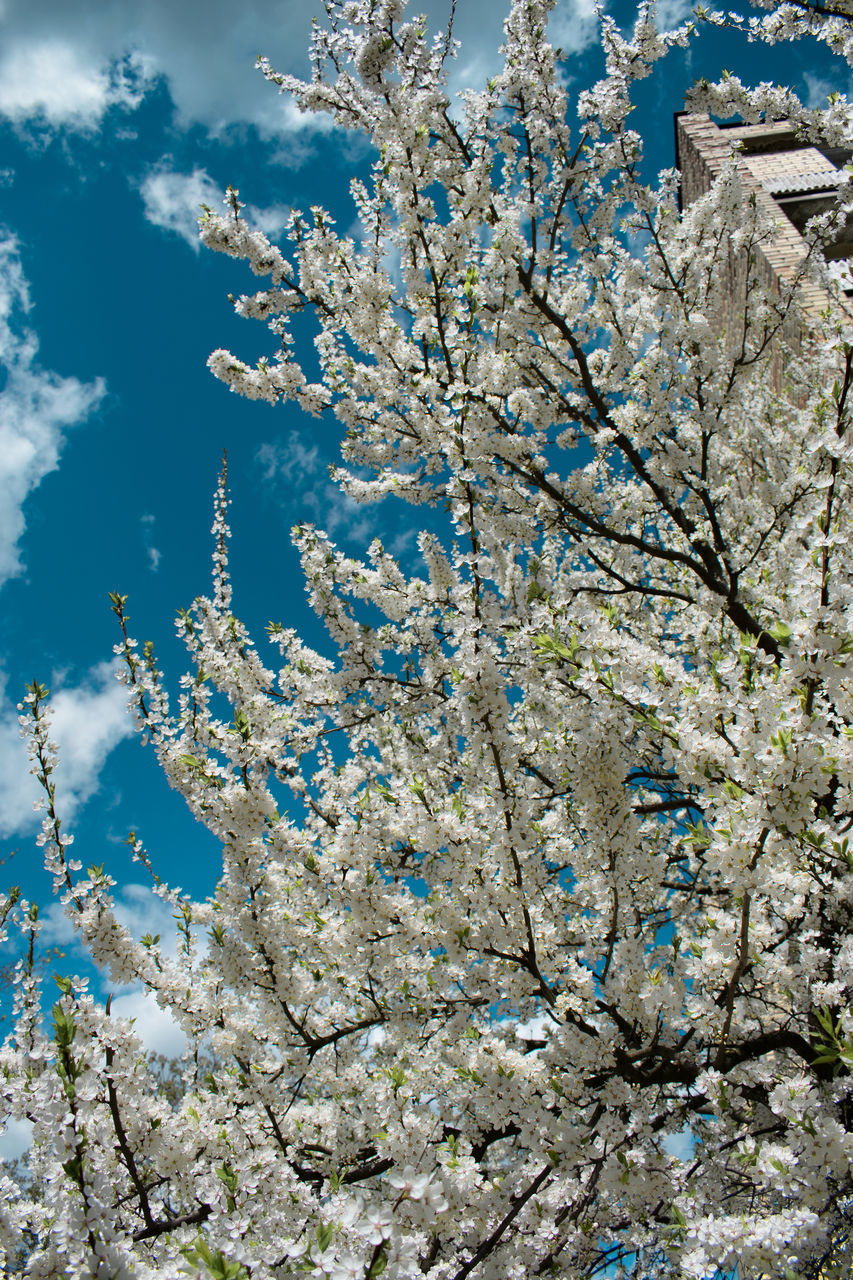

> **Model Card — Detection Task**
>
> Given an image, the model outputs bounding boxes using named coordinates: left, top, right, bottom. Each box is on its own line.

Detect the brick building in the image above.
left=675, top=114, right=853, bottom=359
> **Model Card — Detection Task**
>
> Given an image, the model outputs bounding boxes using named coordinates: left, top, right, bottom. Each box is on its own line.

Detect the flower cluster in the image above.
left=6, top=0, right=853, bottom=1276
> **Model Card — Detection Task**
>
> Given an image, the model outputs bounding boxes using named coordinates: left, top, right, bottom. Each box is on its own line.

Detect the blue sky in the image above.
left=0, top=0, right=847, bottom=1067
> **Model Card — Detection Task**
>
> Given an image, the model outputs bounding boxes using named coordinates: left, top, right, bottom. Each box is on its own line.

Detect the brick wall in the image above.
left=674, top=114, right=853, bottom=387
left=677, top=115, right=840, bottom=324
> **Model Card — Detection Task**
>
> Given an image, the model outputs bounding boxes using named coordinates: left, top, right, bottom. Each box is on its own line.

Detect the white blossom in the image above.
left=6, top=0, right=853, bottom=1276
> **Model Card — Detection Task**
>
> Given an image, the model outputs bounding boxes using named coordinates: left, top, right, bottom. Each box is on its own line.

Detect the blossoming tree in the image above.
left=5, top=0, right=853, bottom=1275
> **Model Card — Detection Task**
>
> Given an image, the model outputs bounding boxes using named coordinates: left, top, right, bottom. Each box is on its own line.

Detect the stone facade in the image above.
left=675, top=114, right=852, bottom=373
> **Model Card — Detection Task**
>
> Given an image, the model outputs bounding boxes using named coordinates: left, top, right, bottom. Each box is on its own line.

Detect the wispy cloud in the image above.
left=141, top=513, right=161, bottom=572
left=256, top=437, right=417, bottom=556
left=257, top=437, right=322, bottom=485
left=140, top=163, right=291, bottom=250
left=0, top=661, right=133, bottom=839
left=803, top=70, right=841, bottom=109
left=663, top=1127, right=695, bottom=1161
left=0, top=235, right=105, bottom=589
left=257, top=437, right=376, bottom=546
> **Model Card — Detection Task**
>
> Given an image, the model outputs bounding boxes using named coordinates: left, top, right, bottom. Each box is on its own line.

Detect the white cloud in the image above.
left=652, top=0, right=696, bottom=31
left=109, top=988, right=187, bottom=1057
left=803, top=71, right=838, bottom=110
left=0, top=0, right=584, bottom=138
left=0, top=1117, right=32, bottom=1163
left=0, top=0, right=323, bottom=135
left=111, top=884, right=181, bottom=944
left=0, top=660, right=133, bottom=839
left=663, top=1127, right=695, bottom=1161
left=250, top=201, right=293, bottom=239
left=49, top=663, right=134, bottom=810
left=140, top=166, right=221, bottom=249
left=39, top=884, right=190, bottom=1057
left=0, top=235, right=105, bottom=589
left=514, top=1013, right=553, bottom=1042
left=140, top=164, right=291, bottom=250
left=547, top=0, right=600, bottom=57
left=40, top=882, right=182, bottom=953
left=0, top=41, right=147, bottom=130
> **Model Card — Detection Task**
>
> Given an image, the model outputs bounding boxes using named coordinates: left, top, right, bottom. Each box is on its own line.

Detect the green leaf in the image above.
left=315, top=1221, right=334, bottom=1254
left=532, top=634, right=575, bottom=662
left=180, top=754, right=206, bottom=773
left=180, top=1238, right=249, bottom=1280
left=769, top=621, right=792, bottom=645
left=52, top=1004, right=76, bottom=1049
left=61, top=1154, right=85, bottom=1185
left=216, top=1162, right=239, bottom=1195
left=367, top=1244, right=389, bottom=1278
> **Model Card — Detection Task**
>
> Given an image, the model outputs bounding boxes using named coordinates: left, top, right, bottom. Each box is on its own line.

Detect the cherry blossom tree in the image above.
left=5, top=0, right=853, bottom=1276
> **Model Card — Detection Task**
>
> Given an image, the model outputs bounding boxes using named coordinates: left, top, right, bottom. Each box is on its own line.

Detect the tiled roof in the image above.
left=762, top=170, right=841, bottom=196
